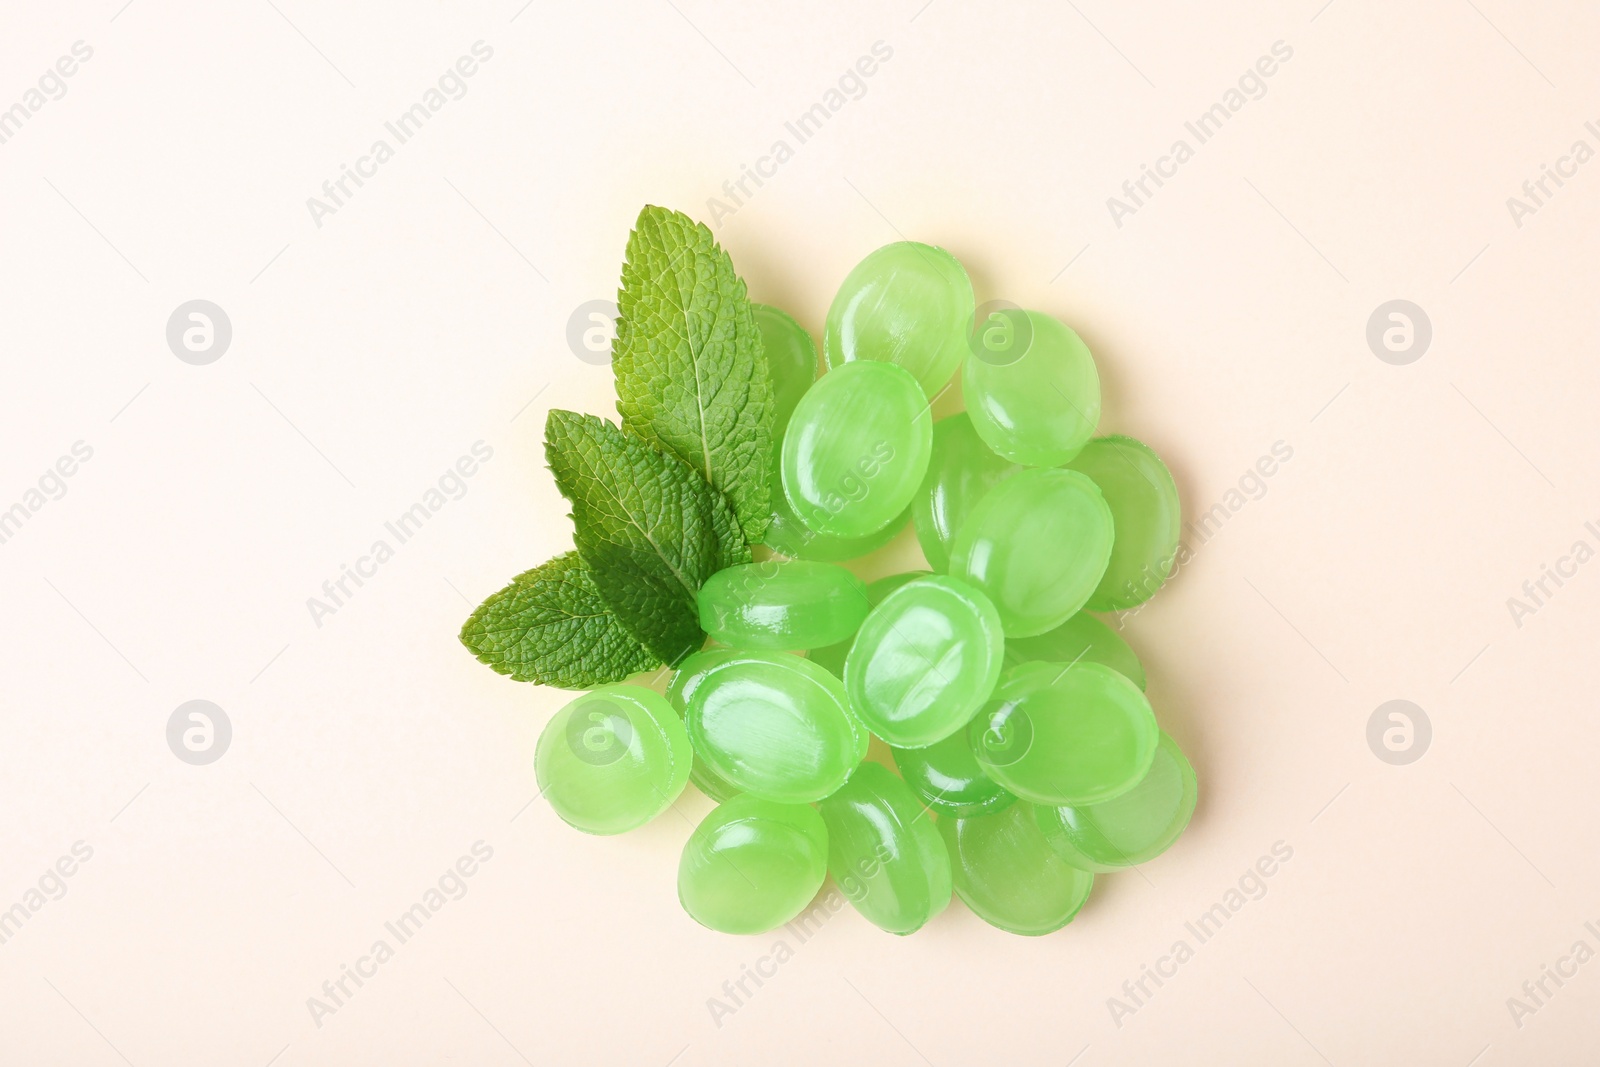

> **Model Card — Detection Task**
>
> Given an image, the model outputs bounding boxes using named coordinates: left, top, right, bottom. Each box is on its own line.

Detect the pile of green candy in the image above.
left=463, top=208, right=1195, bottom=938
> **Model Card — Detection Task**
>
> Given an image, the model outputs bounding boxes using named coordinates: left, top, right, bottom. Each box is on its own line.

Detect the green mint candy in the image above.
left=1065, top=435, right=1181, bottom=611
left=844, top=575, right=1004, bottom=748
left=937, top=801, right=1095, bottom=936
left=807, top=571, right=929, bottom=677
left=698, top=560, right=870, bottom=651
left=891, top=728, right=1016, bottom=818
left=950, top=468, right=1114, bottom=637
left=781, top=360, right=933, bottom=539
left=823, top=241, right=975, bottom=398
left=679, top=794, right=829, bottom=934
left=666, top=650, right=747, bottom=802
left=963, top=310, right=1101, bottom=466
left=817, top=762, right=953, bottom=935
left=534, top=684, right=691, bottom=835
left=913, top=413, right=1020, bottom=573
left=763, top=459, right=909, bottom=561
left=1034, top=731, right=1197, bottom=872
left=753, top=303, right=818, bottom=436
left=681, top=650, right=868, bottom=803
left=1004, top=611, right=1147, bottom=689
left=970, top=661, right=1159, bottom=806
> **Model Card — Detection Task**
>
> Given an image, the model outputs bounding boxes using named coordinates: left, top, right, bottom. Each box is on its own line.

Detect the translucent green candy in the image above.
left=912, top=413, right=1020, bottom=573
left=937, top=801, right=1095, bottom=936
left=817, top=762, right=953, bottom=935
left=1035, top=731, right=1197, bottom=872
left=679, top=795, right=829, bottom=934
left=680, top=650, right=868, bottom=803
left=844, top=575, right=1004, bottom=748
left=781, top=360, right=933, bottom=539
left=950, top=468, right=1114, bottom=637
left=753, top=303, right=818, bottom=436
left=963, top=310, right=1101, bottom=466
left=1064, top=435, right=1181, bottom=611
left=970, top=662, right=1158, bottom=806
left=823, top=241, right=975, bottom=398
left=1004, top=611, right=1147, bottom=689
left=762, top=462, right=908, bottom=562
left=534, top=685, right=691, bottom=835
left=890, top=728, right=1016, bottom=818
left=698, top=561, right=869, bottom=651
left=666, top=650, right=747, bottom=802
left=807, top=571, right=929, bottom=677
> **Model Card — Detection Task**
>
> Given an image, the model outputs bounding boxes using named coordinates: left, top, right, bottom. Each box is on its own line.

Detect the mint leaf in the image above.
left=545, top=409, right=749, bottom=665
left=612, top=205, right=774, bottom=542
left=459, top=551, right=659, bottom=688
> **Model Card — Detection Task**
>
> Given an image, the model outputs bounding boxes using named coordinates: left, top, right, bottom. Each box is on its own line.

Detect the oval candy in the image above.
left=968, top=661, right=1158, bottom=806
left=949, top=467, right=1114, bottom=638
left=682, top=651, right=868, bottom=804
left=534, top=685, right=691, bottom=835
left=781, top=360, right=933, bottom=539
left=844, top=575, right=1004, bottom=748
left=679, top=795, right=829, bottom=934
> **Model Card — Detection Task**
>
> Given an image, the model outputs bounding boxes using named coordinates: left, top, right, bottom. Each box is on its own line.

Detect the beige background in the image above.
left=4, top=0, right=1599, bottom=1063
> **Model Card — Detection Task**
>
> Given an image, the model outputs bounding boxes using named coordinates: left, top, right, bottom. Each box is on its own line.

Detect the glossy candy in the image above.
left=1004, top=611, right=1147, bottom=689
left=816, top=762, right=953, bottom=935
left=890, top=728, right=1016, bottom=818
left=681, top=650, right=868, bottom=803
left=823, top=241, right=975, bottom=398
left=807, top=571, right=929, bottom=677
left=970, top=661, right=1159, bottom=806
left=534, top=685, right=691, bottom=835
left=763, top=463, right=908, bottom=562
left=753, top=303, right=818, bottom=436
left=666, top=650, right=748, bottom=802
left=679, top=795, right=829, bottom=934
left=912, top=413, right=1020, bottom=573
left=1035, top=731, right=1197, bottom=872
left=781, top=360, right=933, bottom=539
left=698, top=561, right=869, bottom=651
left=844, top=576, right=1004, bottom=748
left=937, top=801, right=1095, bottom=936
left=949, top=468, right=1114, bottom=637
left=1065, top=435, right=1181, bottom=611
left=963, top=310, right=1101, bottom=466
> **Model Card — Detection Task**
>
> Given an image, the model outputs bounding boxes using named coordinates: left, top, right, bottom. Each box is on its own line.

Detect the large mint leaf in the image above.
left=612, top=205, right=773, bottom=541
left=458, top=551, right=659, bottom=689
left=545, top=410, right=749, bottom=665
